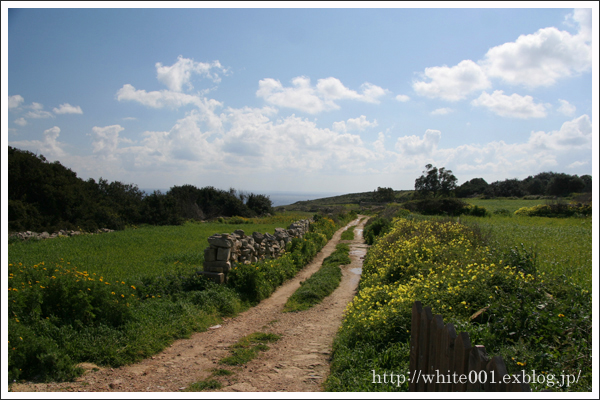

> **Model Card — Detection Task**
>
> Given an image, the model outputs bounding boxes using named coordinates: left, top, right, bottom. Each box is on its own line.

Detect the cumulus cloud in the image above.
left=9, top=126, right=66, bottom=158
left=53, top=103, right=83, bottom=114
left=413, top=9, right=592, bottom=103
left=528, top=114, right=592, bottom=151
left=395, top=94, right=410, bottom=102
left=90, top=125, right=126, bottom=156
left=155, top=56, right=228, bottom=92
left=395, top=129, right=441, bottom=155
left=116, top=84, right=223, bottom=131
left=257, top=76, right=388, bottom=113
left=8, top=94, right=24, bottom=109
left=257, top=76, right=330, bottom=114
left=430, top=108, right=453, bottom=116
left=332, top=115, right=378, bottom=132
left=25, top=102, right=54, bottom=119
left=14, top=118, right=27, bottom=126
left=557, top=99, right=576, bottom=116
left=471, top=90, right=547, bottom=119
left=480, top=22, right=591, bottom=88
left=412, top=60, right=491, bottom=101
left=566, top=160, right=588, bottom=169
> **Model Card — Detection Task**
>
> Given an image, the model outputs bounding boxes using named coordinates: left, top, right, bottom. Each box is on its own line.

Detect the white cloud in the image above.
left=480, top=24, right=591, bottom=88
left=333, top=115, right=378, bottom=132
left=528, top=114, right=592, bottom=151
left=155, top=55, right=228, bottom=92
left=116, top=83, right=223, bottom=132
left=25, top=102, right=54, bottom=119
left=257, top=77, right=330, bottom=114
left=471, top=90, right=547, bottom=119
left=395, top=94, right=410, bottom=102
left=430, top=107, right=453, bottom=116
left=90, top=125, right=126, bottom=156
left=567, top=160, right=588, bottom=169
left=557, top=99, right=576, bottom=116
left=14, top=118, right=27, bottom=126
left=9, top=126, right=66, bottom=158
left=566, top=8, right=592, bottom=42
left=53, top=103, right=83, bottom=114
left=257, top=76, right=388, bottom=113
left=412, top=60, right=491, bottom=101
left=395, top=129, right=441, bottom=155
left=8, top=95, right=24, bottom=109
left=358, top=82, right=388, bottom=103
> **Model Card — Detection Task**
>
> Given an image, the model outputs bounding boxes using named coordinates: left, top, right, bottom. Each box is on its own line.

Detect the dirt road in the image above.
left=11, top=216, right=369, bottom=392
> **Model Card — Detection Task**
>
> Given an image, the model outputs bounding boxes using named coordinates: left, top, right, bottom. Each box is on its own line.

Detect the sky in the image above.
left=3, top=3, right=598, bottom=196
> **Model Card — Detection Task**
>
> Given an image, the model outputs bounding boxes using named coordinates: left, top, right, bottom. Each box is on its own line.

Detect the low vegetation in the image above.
left=7, top=209, right=357, bottom=384
left=219, top=332, right=281, bottom=366
left=340, top=227, right=355, bottom=240
left=326, top=215, right=592, bottom=392
left=283, top=243, right=350, bottom=312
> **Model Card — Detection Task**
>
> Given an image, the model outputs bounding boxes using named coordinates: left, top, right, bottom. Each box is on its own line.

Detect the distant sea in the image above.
left=140, top=189, right=343, bottom=207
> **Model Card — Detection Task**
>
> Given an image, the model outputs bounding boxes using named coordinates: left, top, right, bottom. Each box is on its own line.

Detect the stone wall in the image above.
left=199, top=219, right=312, bottom=284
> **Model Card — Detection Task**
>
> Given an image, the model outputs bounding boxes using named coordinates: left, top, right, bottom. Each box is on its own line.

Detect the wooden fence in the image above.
left=409, top=301, right=531, bottom=392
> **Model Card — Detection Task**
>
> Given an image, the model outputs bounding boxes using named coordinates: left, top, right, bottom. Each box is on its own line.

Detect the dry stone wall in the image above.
left=199, top=219, right=312, bottom=284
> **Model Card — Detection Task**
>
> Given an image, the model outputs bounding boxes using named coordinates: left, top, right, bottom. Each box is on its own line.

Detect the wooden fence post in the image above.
left=485, top=356, right=509, bottom=392
left=409, top=301, right=423, bottom=392
left=467, top=345, right=489, bottom=391
left=417, top=306, right=433, bottom=391
left=439, top=322, right=457, bottom=392
left=428, top=315, right=444, bottom=391
left=453, top=332, right=472, bottom=391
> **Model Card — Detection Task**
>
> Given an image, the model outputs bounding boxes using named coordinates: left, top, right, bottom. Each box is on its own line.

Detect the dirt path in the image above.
left=11, top=216, right=369, bottom=393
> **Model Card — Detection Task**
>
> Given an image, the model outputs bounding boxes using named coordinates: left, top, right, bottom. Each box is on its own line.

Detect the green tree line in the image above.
left=8, top=147, right=273, bottom=232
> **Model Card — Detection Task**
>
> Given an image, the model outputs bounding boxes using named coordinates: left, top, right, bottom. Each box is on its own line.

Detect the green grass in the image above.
left=283, top=243, right=350, bottom=312
left=464, top=198, right=550, bottom=213
left=341, top=228, right=355, bottom=240
left=8, top=213, right=309, bottom=283
left=186, top=378, right=223, bottom=391
left=219, top=332, right=281, bottom=366
left=459, top=214, right=592, bottom=290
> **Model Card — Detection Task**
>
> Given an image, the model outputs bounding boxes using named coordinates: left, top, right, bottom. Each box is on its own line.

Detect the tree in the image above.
left=455, top=178, right=488, bottom=198
left=246, top=193, right=273, bottom=216
left=373, top=187, right=395, bottom=203
left=414, top=164, right=457, bottom=198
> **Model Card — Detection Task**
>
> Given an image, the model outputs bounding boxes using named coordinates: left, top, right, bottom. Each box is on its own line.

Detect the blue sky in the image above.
left=3, top=4, right=598, bottom=195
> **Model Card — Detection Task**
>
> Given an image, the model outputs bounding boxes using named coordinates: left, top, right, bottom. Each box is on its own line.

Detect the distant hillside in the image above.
left=280, top=190, right=414, bottom=211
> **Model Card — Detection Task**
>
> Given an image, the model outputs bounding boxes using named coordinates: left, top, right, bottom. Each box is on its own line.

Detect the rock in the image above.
left=208, top=235, right=233, bottom=248
left=216, top=247, right=231, bottom=261
left=252, top=232, right=264, bottom=243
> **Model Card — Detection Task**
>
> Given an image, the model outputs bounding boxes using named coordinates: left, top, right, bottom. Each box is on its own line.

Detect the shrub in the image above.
left=363, top=217, right=393, bottom=245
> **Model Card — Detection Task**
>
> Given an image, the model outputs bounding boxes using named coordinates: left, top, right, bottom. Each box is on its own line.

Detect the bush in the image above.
left=363, top=217, right=393, bottom=245
left=402, top=197, right=467, bottom=216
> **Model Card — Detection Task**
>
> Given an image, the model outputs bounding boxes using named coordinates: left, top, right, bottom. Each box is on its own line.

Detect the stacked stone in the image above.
left=9, top=228, right=114, bottom=241
left=199, top=219, right=312, bottom=284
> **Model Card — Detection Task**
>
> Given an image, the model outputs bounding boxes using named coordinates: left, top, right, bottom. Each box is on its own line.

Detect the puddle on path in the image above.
left=350, top=267, right=362, bottom=275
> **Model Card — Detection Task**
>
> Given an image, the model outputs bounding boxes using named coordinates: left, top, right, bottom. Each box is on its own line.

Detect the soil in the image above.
left=10, top=216, right=369, bottom=393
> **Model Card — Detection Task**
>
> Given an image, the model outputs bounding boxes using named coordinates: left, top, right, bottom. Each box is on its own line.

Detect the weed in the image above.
left=186, top=379, right=222, bottom=391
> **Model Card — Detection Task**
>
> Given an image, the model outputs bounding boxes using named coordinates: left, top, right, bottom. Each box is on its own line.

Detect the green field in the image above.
left=459, top=198, right=593, bottom=290
left=464, top=197, right=551, bottom=213
left=8, top=213, right=312, bottom=283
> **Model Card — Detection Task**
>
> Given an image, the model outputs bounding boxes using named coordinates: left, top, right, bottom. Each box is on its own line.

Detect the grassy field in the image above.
left=459, top=198, right=592, bottom=290
left=464, top=198, right=551, bottom=213
left=8, top=212, right=312, bottom=283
